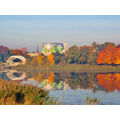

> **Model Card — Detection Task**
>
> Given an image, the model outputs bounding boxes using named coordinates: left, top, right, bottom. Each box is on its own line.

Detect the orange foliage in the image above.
left=114, top=48, right=120, bottom=64
left=97, top=73, right=120, bottom=92
left=47, top=54, right=55, bottom=65
left=38, top=54, right=44, bottom=65
left=31, top=54, right=44, bottom=66
left=31, top=54, right=55, bottom=66
left=96, top=45, right=120, bottom=65
left=47, top=72, right=55, bottom=84
left=11, top=49, right=23, bottom=56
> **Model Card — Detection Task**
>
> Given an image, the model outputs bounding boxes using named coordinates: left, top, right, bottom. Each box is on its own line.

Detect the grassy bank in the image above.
left=12, top=64, right=120, bottom=72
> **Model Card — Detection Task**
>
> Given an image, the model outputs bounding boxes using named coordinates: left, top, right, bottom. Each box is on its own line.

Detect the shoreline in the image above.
left=11, top=64, right=120, bottom=72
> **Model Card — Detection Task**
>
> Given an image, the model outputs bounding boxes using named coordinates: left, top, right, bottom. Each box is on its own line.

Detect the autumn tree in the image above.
left=96, top=45, right=120, bottom=65
left=96, top=45, right=116, bottom=65
left=10, top=49, right=23, bottom=56
left=31, top=54, right=44, bottom=66
left=42, top=56, right=49, bottom=65
left=0, top=46, right=11, bottom=62
left=31, top=56, right=39, bottom=66
left=113, top=48, right=120, bottom=64
left=47, top=54, right=55, bottom=65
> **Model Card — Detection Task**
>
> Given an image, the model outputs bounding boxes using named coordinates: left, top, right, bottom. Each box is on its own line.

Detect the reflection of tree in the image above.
left=31, top=71, right=44, bottom=83
left=47, top=72, right=55, bottom=84
left=68, top=72, right=96, bottom=90
left=27, top=71, right=98, bottom=90
left=54, top=72, right=69, bottom=84
left=31, top=71, right=55, bottom=84
left=68, top=76, right=79, bottom=90
left=97, top=73, right=120, bottom=92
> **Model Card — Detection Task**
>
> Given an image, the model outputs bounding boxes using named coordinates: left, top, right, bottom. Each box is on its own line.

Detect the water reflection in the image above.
left=1, top=70, right=120, bottom=92
left=6, top=70, right=26, bottom=81
left=68, top=72, right=96, bottom=90
left=0, top=70, right=27, bottom=81
left=1, top=70, right=120, bottom=104
left=97, top=73, right=120, bottom=92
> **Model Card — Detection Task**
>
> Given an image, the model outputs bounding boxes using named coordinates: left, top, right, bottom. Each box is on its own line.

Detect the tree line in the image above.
left=1, top=41, right=120, bottom=65
left=53, top=41, right=120, bottom=65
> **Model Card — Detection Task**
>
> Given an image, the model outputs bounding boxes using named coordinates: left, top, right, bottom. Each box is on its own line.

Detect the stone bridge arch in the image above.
left=6, top=70, right=26, bottom=80
left=7, top=55, right=26, bottom=66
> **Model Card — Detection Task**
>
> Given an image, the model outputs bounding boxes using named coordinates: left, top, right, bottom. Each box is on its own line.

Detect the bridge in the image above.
left=6, top=55, right=26, bottom=66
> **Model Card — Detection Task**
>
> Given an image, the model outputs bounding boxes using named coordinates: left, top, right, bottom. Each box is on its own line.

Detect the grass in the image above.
left=85, top=96, right=101, bottom=105
left=12, top=64, right=120, bottom=72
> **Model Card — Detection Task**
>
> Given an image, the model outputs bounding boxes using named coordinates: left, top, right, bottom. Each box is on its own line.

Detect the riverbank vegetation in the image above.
left=0, top=79, right=61, bottom=105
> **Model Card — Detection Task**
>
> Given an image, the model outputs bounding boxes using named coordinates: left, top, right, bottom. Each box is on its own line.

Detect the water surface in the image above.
left=0, top=70, right=120, bottom=105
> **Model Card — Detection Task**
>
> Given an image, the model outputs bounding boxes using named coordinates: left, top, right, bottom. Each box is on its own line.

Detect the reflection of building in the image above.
left=42, top=43, right=67, bottom=56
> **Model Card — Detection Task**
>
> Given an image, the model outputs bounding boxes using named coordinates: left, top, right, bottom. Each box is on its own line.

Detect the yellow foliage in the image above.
left=38, top=55, right=44, bottom=65
left=31, top=56, right=39, bottom=66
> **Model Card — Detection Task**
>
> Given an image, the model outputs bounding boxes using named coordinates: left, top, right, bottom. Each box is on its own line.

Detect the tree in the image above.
left=10, top=49, right=23, bottom=56
left=42, top=56, right=49, bottom=65
left=0, top=46, right=11, bottom=62
left=37, top=54, right=44, bottom=65
left=117, top=44, right=120, bottom=48
left=47, top=54, right=55, bottom=65
left=104, top=42, right=116, bottom=47
left=31, top=56, right=39, bottom=66
left=92, top=42, right=99, bottom=49
left=87, top=53, right=97, bottom=65
left=78, top=46, right=95, bottom=64
left=68, top=45, right=80, bottom=64
left=53, top=52, right=67, bottom=64
left=113, top=48, right=120, bottom=64
left=96, top=45, right=120, bottom=65
left=31, top=54, right=45, bottom=66
left=96, top=44, right=105, bottom=53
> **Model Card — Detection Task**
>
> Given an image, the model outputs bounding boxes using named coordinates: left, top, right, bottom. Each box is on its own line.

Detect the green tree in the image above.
left=53, top=52, right=67, bottom=64
left=104, top=42, right=115, bottom=47
left=87, top=53, right=97, bottom=65
left=68, top=45, right=80, bottom=64
left=78, top=46, right=90, bottom=64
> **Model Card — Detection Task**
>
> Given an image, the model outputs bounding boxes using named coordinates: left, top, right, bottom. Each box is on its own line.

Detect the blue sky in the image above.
left=0, top=15, right=120, bottom=52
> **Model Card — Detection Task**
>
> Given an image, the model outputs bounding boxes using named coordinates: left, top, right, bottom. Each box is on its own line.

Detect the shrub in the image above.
left=0, top=80, right=49, bottom=105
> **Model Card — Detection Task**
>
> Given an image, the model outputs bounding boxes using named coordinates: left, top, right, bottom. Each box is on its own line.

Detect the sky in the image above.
left=0, top=15, right=120, bottom=52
